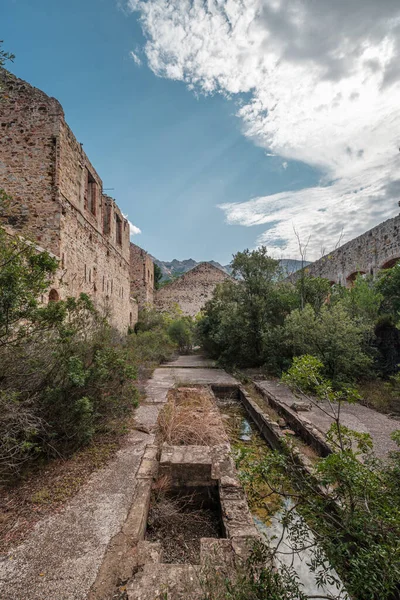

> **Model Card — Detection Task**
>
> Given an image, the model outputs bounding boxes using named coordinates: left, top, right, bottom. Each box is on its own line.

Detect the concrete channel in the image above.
left=123, top=356, right=347, bottom=599
left=0, top=355, right=346, bottom=600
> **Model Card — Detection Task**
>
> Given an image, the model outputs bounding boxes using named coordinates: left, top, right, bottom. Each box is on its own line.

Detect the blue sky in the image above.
left=3, top=0, right=400, bottom=263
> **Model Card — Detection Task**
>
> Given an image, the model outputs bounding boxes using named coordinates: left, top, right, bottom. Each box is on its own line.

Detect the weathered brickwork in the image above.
left=155, top=262, right=230, bottom=316
left=291, top=214, right=400, bottom=286
left=0, top=70, right=136, bottom=332
left=130, top=243, right=154, bottom=308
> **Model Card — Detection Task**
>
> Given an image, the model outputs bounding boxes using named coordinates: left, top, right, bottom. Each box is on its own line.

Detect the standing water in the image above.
left=216, top=395, right=348, bottom=600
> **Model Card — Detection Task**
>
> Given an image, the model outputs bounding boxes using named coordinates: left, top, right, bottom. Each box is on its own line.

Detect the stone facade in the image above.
left=155, top=262, right=230, bottom=316
left=291, top=214, right=400, bottom=286
left=0, top=69, right=137, bottom=332
left=130, top=243, right=154, bottom=308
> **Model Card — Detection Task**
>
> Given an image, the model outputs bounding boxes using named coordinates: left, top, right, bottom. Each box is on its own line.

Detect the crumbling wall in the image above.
left=0, top=70, right=133, bottom=333
left=155, top=262, right=230, bottom=316
left=130, top=243, right=154, bottom=308
left=0, top=70, right=62, bottom=254
left=291, top=214, right=400, bottom=286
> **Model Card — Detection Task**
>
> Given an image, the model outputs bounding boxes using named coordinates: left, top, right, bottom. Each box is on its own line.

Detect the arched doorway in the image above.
left=48, top=289, right=60, bottom=302
left=381, top=257, right=400, bottom=270
left=346, top=271, right=366, bottom=287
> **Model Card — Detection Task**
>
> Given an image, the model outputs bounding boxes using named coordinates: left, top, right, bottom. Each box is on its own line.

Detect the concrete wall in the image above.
left=155, top=262, right=230, bottom=316
left=291, top=214, right=400, bottom=286
left=0, top=69, right=134, bottom=333
left=130, top=243, right=154, bottom=308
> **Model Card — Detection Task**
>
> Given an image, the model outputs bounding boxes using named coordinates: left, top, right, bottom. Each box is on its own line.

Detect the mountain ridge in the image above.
left=152, top=257, right=308, bottom=281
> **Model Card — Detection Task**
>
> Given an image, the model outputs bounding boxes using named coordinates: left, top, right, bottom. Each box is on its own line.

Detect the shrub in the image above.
left=284, top=303, right=373, bottom=383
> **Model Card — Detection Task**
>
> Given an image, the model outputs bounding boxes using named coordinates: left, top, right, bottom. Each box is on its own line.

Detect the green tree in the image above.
left=284, top=302, right=372, bottom=383
left=375, top=261, right=400, bottom=318
left=199, top=247, right=296, bottom=368
left=154, top=262, right=163, bottom=290
left=0, top=190, right=59, bottom=347
left=294, top=275, right=331, bottom=312
left=167, top=316, right=194, bottom=353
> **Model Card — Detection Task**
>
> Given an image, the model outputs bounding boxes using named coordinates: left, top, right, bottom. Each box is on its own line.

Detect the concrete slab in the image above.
left=257, top=380, right=399, bottom=458
left=169, top=367, right=237, bottom=386
left=162, top=355, right=217, bottom=368
left=0, top=431, right=153, bottom=600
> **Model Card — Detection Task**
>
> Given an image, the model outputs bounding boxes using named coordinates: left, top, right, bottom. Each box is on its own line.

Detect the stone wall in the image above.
left=0, top=70, right=62, bottom=255
left=155, top=262, right=230, bottom=316
left=129, top=243, right=154, bottom=308
left=291, top=214, right=400, bottom=286
left=0, top=69, right=135, bottom=333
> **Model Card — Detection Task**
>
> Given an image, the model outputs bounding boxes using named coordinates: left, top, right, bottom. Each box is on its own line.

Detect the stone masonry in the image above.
left=130, top=242, right=154, bottom=309
left=0, top=69, right=140, bottom=332
left=155, top=262, right=230, bottom=316
left=291, top=213, right=400, bottom=286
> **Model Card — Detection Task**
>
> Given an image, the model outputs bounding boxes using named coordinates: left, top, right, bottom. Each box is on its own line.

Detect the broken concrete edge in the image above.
left=238, top=385, right=324, bottom=485
left=88, top=443, right=159, bottom=599
left=252, top=381, right=332, bottom=457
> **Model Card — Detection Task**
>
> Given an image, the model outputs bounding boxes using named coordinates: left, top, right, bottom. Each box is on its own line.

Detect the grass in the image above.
left=158, top=387, right=228, bottom=446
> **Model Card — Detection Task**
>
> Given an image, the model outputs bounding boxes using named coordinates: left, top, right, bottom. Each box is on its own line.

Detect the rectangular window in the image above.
left=103, top=204, right=111, bottom=235
left=85, top=169, right=97, bottom=215
left=115, top=213, right=122, bottom=245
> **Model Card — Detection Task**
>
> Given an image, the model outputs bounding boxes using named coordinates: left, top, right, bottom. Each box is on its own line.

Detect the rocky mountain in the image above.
left=153, top=257, right=308, bottom=282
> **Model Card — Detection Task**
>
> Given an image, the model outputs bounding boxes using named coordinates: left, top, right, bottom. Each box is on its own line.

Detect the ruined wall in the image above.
left=0, top=70, right=62, bottom=255
left=291, top=214, right=400, bottom=286
left=155, top=262, right=230, bottom=316
left=130, top=243, right=154, bottom=308
left=0, top=70, right=134, bottom=333
left=57, top=115, right=132, bottom=331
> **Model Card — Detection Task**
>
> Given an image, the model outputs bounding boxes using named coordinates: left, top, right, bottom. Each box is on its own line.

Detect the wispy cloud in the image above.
left=129, top=50, right=142, bottom=67
left=128, top=0, right=400, bottom=258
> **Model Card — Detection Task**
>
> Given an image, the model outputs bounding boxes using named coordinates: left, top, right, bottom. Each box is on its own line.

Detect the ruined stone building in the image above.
left=155, top=262, right=230, bottom=316
left=291, top=214, right=400, bottom=286
left=130, top=242, right=154, bottom=309
left=0, top=70, right=146, bottom=332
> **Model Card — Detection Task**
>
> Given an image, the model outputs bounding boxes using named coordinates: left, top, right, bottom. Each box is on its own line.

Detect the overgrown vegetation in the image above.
left=0, top=187, right=196, bottom=484
left=197, top=247, right=400, bottom=599
left=198, top=246, right=400, bottom=388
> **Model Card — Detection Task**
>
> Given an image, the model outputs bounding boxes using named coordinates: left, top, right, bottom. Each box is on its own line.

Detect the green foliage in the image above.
left=295, top=274, right=331, bottom=312
left=0, top=40, right=15, bottom=69
left=154, top=263, right=163, bottom=290
left=200, top=540, right=306, bottom=600
left=375, top=261, right=400, bottom=317
left=0, top=195, right=59, bottom=347
left=284, top=303, right=373, bottom=383
left=198, top=247, right=295, bottom=368
left=341, top=274, right=383, bottom=326
left=0, top=294, right=139, bottom=477
left=167, top=317, right=194, bottom=353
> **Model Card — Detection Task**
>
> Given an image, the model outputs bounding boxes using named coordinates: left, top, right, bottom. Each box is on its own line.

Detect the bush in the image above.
left=0, top=294, right=139, bottom=481
left=284, top=303, right=373, bottom=384
left=167, top=317, right=194, bottom=353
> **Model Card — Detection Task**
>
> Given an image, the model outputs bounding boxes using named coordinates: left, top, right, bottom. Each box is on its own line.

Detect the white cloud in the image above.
left=128, top=0, right=400, bottom=258
left=129, top=50, right=142, bottom=66
left=129, top=221, right=142, bottom=236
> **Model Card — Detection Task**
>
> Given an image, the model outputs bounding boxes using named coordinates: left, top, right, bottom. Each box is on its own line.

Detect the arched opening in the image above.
left=381, top=257, right=400, bottom=270
left=346, top=271, right=366, bottom=287
left=48, top=289, right=59, bottom=303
